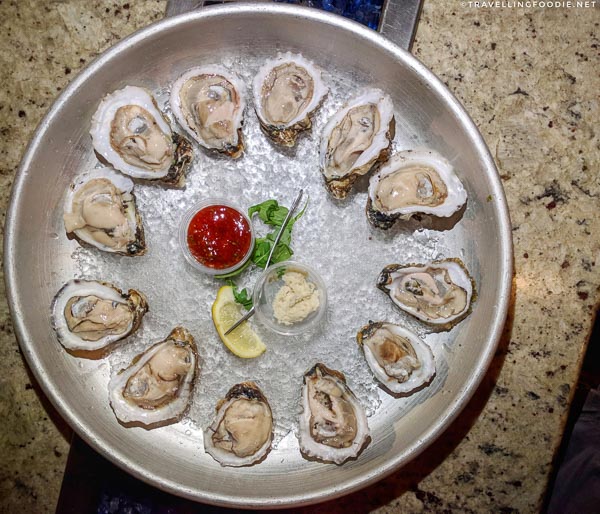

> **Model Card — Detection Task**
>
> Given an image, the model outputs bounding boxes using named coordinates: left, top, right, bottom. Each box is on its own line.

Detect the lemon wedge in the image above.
left=211, top=285, right=266, bottom=358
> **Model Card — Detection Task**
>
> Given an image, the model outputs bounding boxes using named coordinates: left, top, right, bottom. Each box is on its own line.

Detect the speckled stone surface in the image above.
left=0, top=1, right=598, bottom=512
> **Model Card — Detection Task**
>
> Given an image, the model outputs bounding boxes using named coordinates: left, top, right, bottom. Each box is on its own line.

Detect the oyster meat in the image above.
left=320, top=88, right=394, bottom=199
left=253, top=52, right=328, bottom=147
left=109, top=327, right=198, bottom=428
left=357, top=322, right=435, bottom=394
left=170, top=65, right=246, bottom=158
left=204, top=382, right=273, bottom=467
left=63, top=167, right=146, bottom=256
left=51, top=279, right=148, bottom=356
left=298, top=363, right=370, bottom=464
left=91, top=86, right=192, bottom=186
left=378, top=259, right=475, bottom=327
left=367, top=148, right=467, bottom=229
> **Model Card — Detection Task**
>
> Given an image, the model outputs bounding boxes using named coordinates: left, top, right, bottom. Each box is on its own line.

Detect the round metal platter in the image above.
left=4, top=4, right=512, bottom=508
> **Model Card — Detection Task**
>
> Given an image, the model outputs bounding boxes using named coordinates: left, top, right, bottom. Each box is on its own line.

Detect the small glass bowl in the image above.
left=252, top=261, right=327, bottom=336
left=179, top=198, right=255, bottom=276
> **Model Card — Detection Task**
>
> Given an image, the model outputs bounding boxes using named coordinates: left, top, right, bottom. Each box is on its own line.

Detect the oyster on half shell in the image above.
left=109, top=327, right=198, bottom=428
left=320, top=88, right=394, bottom=199
left=63, top=167, right=145, bottom=256
left=51, top=279, right=148, bottom=356
left=91, top=86, right=193, bottom=187
left=253, top=52, right=328, bottom=147
left=170, top=65, right=246, bottom=158
left=377, top=259, right=475, bottom=328
left=357, top=322, right=435, bottom=395
left=298, top=363, right=370, bottom=464
left=367, top=148, right=467, bottom=229
left=204, top=382, right=273, bottom=467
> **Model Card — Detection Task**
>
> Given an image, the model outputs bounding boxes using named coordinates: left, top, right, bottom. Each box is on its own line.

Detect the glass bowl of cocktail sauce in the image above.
left=179, top=198, right=254, bottom=276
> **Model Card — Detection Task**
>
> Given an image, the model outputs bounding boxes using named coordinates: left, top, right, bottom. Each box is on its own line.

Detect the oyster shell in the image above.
left=170, top=65, right=246, bottom=158
left=377, top=259, right=475, bottom=327
left=63, top=167, right=146, bottom=256
left=91, top=86, right=193, bottom=186
left=357, top=322, right=435, bottom=395
left=253, top=52, right=328, bottom=147
left=367, top=148, right=467, bottom=229
left=298, top=363, right=370, bottom=464
left=51, top=279, right=148, bottom=356
left=320, top=88, right=394, bottom=199
left=109, top=327, right=198, bottom=428
left=204, top=382, right=273, bottom=467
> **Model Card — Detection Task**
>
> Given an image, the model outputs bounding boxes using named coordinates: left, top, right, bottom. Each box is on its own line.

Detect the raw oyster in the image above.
left=320, top=88, right=394, bottom=199
left=298, top=363, right=370, bottom=464
left=367, top=148, right=467, bottom=229
left=357, top=322, right=435, bottom=395
left=204, top=382, right=273, bottom=467
left=253, top=52, right=328, bottom=147
left=377, top=259, right=475, bottom=327
left=170, top=65, right=246, bottom=158
left=63, top=167, right=146, bottom=256
left=51, top=279, right=148, bottom=356
left=91, top=86, right=193, bottom=186
left=109, top=327, right=198, bottom=428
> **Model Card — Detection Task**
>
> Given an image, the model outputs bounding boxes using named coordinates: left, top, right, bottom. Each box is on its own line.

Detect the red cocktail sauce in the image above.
left=187, top=205, right=252, bottom=270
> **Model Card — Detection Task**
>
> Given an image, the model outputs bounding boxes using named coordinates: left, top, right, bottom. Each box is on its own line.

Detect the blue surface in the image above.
left=273, top=0, right=384, bottom=29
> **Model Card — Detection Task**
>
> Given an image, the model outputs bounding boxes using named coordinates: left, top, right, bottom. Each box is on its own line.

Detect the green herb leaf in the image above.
left=252, top=235, right=294, bottom=268
left=248, top=197, right=309, bottom=268
left=292, top=197, right=309, bottom=224
left=250, top=237, right=272, bottom=268
left=248, top=199, right=289, bottom=227
left=227, top=280, right=253, bottom=310
left=270, top=241, right=293, bottom=264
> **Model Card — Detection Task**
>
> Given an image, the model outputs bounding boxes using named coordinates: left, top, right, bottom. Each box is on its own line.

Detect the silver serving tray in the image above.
left=4, top=4, right=512, bottom=508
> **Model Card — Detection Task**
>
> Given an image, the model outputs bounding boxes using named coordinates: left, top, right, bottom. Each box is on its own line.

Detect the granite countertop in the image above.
left=1, top=1, right=598, bottom=512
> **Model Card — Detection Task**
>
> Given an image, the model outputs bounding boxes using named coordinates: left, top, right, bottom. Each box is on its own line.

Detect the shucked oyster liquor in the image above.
left=170, top=65, right=246, bottom=158
left=253, top=52, right=328, bottom=147
left=377, top=259, right=475, bottom=328
left=204, top=382, right=273, bottom=467
left=367, top=148, right=467, bottom=229
left=357, top=322, right=435, bottom=395
left=63, top=167, right=146, bottom=256
left=298, top=363, right=370, bottom=464
left=109, top=327, right=198, bottom=428
left=91, top=86, right=192, bottom=187
left=51, top=279, right=148, bottom=356
left=320, top=88, right=394, bottom=199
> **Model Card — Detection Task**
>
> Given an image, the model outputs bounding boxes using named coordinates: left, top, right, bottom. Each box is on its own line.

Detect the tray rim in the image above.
left=3, top=3, right=513, bottom=508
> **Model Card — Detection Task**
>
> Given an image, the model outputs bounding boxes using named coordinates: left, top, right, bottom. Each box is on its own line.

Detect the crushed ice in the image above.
left=71, top=56, right=461, bottom=450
